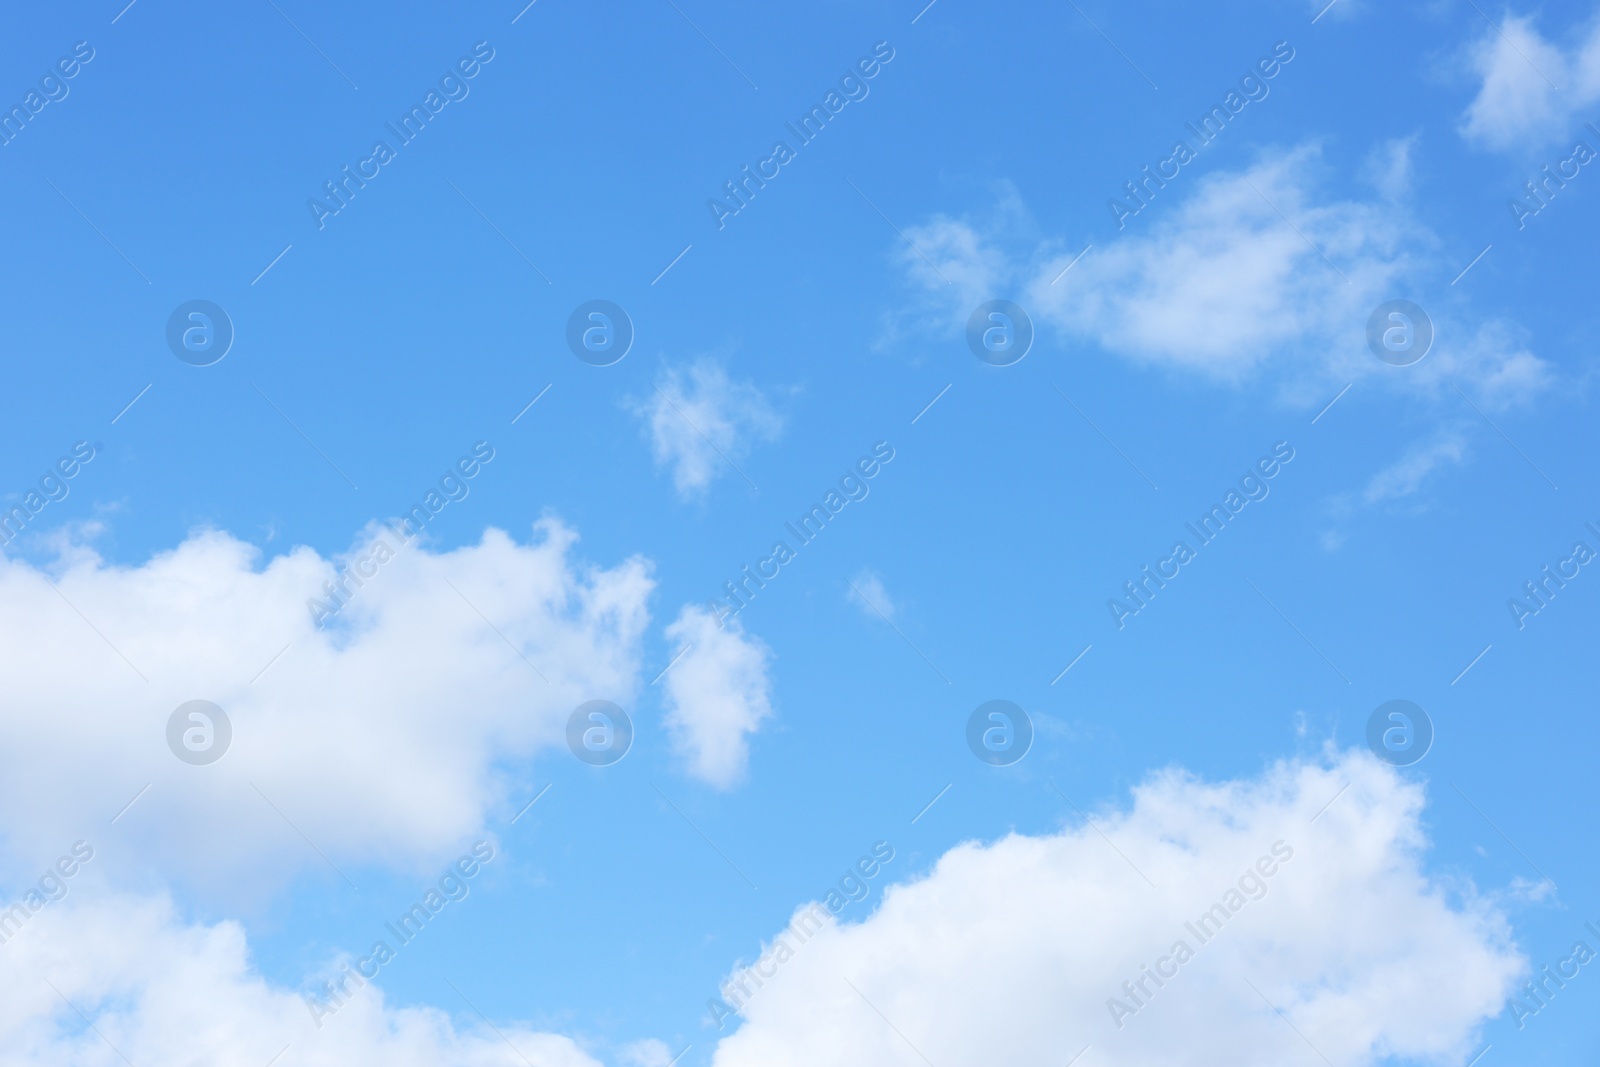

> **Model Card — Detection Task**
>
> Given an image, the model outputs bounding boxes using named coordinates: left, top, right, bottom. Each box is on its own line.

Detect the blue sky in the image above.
left=1, top=0, right=1598, bottom=1064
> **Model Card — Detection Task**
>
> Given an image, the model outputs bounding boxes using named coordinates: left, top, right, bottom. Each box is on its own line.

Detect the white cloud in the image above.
left=1460, top=13, right=1600, bottom=152
left=846, top=570, right=895, bottom=620
left=1363, top=431, right=1469, bottom=504
left=0, top=520, right=653, bottom=893
left=661, top=605, right=773, bottom=789
left=707, top=751, right=1523, bottom=1067
left=632, top=361, right=781, bottom=499
left=1360, top=135, right=1416, bottom=200
left=0, top=883, right=604, bottom=1067
left=893, top=145, right=1555, bottom=409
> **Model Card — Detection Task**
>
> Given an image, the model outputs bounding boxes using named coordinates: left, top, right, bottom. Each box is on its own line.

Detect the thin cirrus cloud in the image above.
left=661, top=604, right=775, bottom=790
left=630, top=360, right=783, bottom=499
left=0, top=519, right=655, bottom=893
left=707, top=751, right=1523, bottom=1067
left=1459, top=10, right=1600, bottom=153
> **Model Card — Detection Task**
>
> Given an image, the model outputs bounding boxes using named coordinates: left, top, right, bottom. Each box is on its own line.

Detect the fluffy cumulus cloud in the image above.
left=661, top=605, right=774, bottom=789
left=1460, top=11, right=1600, bottom=152
left=893, top=145, right=1554, bottom=409
left=0, top=884, right=604, bottom=1067
left=706, top=751, right=1523, bottom=1067
left=0, top=520, right=652, bottom=892
left=631, top=361, right=782, bottom=499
